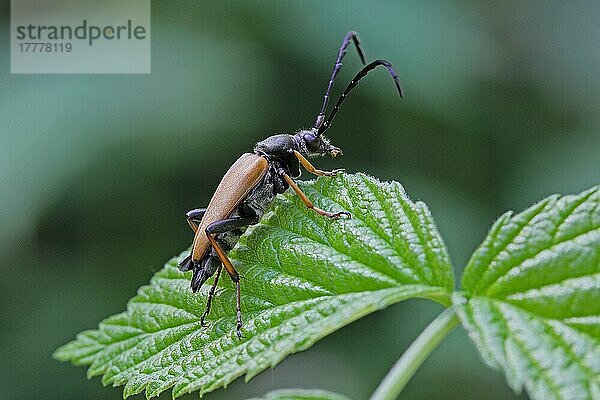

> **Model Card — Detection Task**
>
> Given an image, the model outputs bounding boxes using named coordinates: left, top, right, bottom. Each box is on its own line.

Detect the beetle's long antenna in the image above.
left=317, top=59, right=403, bottom=136
left=314, top=31, right=366, bottom=131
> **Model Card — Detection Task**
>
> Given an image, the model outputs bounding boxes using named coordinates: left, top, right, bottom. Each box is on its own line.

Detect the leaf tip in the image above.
left=52, top=344, right=68, bottom=361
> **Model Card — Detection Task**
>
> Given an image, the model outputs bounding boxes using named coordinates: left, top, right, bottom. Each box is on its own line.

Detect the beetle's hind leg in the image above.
left=178, top=208, right=207, bottom=272
left=192, top=245, right=228, bottom=325
left=200, top=259, right=222, bottom=326
left=205, top=216, right=255, bottom=339
left=186, top=208, right=206, bottom=233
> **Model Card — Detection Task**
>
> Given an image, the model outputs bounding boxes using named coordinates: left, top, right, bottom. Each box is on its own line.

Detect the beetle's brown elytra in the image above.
left=190, top=153, right=268, bottom=263
left=179, top=31, right=403, bottom=339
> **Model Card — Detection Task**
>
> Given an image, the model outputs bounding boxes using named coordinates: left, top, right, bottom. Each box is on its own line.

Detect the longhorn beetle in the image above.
left=179, top=31, right=403, bottom=338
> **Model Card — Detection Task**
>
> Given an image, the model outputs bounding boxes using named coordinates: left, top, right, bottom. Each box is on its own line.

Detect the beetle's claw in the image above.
left=323, top=211, right=351, bottom=219
left=236, top=325, right=245, bottom=340
left=321, top=168, right=345, bottom=177
left=236, top=311, right=244, bottom=340
left=333, top=211, right=352, bottom=219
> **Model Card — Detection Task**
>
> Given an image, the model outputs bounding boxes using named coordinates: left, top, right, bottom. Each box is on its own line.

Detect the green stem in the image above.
left=369, top=307, right=459, bottom=400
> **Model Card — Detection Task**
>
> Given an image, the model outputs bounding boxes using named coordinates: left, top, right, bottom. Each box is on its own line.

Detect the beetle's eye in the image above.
left=304, top=133, right=320, bottom=151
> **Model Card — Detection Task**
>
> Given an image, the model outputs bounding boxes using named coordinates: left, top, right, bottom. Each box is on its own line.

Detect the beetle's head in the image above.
left=293, top=128, right=342, bottom=158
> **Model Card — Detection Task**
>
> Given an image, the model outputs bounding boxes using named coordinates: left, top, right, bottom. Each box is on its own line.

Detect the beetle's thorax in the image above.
left=254, top=134, right=295, bottom=159
left=253, top=134, right=300, bottom=177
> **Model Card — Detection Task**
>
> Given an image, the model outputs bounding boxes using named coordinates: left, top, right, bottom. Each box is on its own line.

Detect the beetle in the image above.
left=179, top=31, right=403, bottom=338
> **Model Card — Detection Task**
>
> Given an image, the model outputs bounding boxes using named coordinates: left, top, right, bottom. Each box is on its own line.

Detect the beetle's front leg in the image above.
left=280, top=171, right=351, bottom=219
left=292, top=150, right=345, bottom=177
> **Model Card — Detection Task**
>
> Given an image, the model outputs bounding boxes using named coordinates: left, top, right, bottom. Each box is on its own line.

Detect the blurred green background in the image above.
left=1, top=1, right=599, bottom=399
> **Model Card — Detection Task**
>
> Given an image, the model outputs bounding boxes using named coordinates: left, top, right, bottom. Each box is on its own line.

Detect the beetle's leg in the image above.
left=205, top=216, right=255, bottom=339
left=179, top=208, right=208, bottom=271
left=186, top=208, right=206, bottom=233
left=200, top=262, right=222, bottom=327
left=281, top=173, right=351, bottom=219
left=292, top=150, right=345, bottom=177
left=206, top=235, right=244, bottom=339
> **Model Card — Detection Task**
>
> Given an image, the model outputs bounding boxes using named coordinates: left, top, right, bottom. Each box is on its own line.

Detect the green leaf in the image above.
left=457, top=186, right=600, bottom=400
left=246, top=388, right=352, bottom=400
left=54, top=173, right=454, bottom=398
